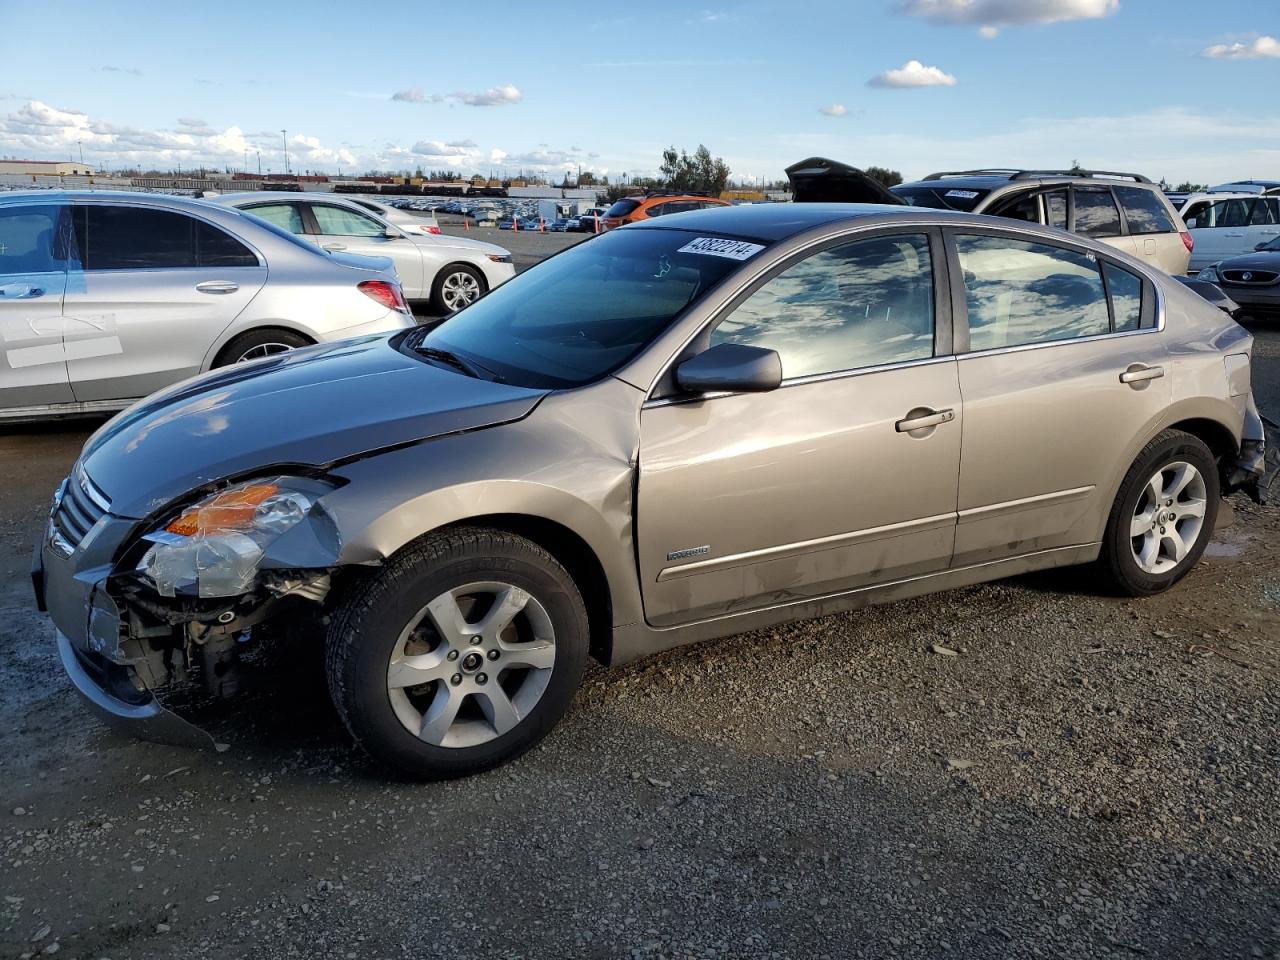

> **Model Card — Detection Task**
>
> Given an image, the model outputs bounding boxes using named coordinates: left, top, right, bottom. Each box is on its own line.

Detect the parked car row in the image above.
left=0, top=190, right=516, bottom=420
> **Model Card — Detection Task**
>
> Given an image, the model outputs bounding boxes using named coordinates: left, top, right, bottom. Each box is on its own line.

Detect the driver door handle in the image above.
left=896, top=407, right=955, bottom=432
left=195, top=280, right=239, bottom=295
left=0, top=283, right=44, bottom=299
left=322, top=242, right=347, bottom=252
left=1119, top=363, right=1164, bottom=385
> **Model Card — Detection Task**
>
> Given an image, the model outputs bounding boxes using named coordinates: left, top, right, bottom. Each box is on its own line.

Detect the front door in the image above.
left=637, top=230, right=962, bottom=627
left=0, top=203, right=73, bottom=410
left=947, top=229, right=1170, bottom=565
left=63, top=203, right=266, bottom=402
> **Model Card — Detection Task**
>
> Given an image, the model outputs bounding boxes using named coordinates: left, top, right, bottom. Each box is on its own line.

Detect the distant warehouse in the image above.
left=0, top=159, right=95, bottom=177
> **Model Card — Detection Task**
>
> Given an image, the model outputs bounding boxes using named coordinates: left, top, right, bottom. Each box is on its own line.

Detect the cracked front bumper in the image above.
left=55, top=630, right=216, bottom=749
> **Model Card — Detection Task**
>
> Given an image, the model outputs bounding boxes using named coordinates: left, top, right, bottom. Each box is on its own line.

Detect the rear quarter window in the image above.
left=1072, top=188, right=1122, bottom=239
left=1114, top=186, right=1176, bottom=235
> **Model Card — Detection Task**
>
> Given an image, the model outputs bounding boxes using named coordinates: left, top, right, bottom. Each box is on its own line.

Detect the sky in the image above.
left=0, top=0, right=1276, bottom=186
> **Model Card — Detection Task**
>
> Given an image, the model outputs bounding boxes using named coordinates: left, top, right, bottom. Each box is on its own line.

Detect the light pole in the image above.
left=281, top=129, right=290, bottom=174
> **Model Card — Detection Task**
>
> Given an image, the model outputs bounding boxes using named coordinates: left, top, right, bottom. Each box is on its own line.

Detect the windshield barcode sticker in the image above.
left=677, top=237, right=766, bottom=261
left=945, top=189, right=980, bottom=199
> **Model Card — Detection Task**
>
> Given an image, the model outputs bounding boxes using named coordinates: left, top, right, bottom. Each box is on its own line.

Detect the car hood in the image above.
left=1216, top=250, right=1280, bottom=272
left=785, top=157, right=907, bottom=205
left=80, top=335, right=548, bottom=518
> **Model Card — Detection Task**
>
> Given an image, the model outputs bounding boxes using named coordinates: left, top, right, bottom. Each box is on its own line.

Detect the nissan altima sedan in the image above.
left=0, top=191, right=415, bottom=421
left=34, top=203, right=1261, bottom=779
left=213, top=192, right=515, bottom=313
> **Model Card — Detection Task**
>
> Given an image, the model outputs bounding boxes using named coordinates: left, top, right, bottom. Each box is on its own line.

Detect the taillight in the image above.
left=427, top=226, right=442, bottom=234
left=358, top=279, right=410, bottom=314
left=1181, top=231, right=1194, bottom=253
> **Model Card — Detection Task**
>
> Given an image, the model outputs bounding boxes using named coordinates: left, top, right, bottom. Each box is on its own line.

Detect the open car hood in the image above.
left=786, top=157, right=907, bottom=206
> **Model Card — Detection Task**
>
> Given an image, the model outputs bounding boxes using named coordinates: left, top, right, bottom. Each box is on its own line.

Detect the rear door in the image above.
left=305, top=201, right=425, bottom=297
left=1071, top=185, right=1139, bottom=259
left=637, top=229, right=962, bottom=626
left=63, top=203, right=267, bottom=402
left=1114, top=185, right=1187, bottom=274
left=0, top=203, right=73, bottom=410
left=947, top=228, right=1168, bottom=565
left=1245, top=197, right=1280, bottom=253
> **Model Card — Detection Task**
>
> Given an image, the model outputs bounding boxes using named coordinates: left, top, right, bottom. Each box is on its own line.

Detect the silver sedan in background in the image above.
left=213, top=192, right=516, bottom=313
left=0, top=191, right=416, bottom=421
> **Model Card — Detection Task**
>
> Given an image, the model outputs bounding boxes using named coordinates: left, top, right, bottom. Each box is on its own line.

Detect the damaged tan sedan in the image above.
left=34, top=202, right=1263, bottom=778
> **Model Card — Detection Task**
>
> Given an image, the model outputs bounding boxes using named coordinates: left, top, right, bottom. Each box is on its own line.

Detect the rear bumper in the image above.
left=56, top=630, right=216, bottom=749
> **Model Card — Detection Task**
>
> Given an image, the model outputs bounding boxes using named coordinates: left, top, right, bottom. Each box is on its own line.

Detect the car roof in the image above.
left=897, top=172, right=1159, bottom=192
left=627, top=202, right=972, bottom=242
left=0, top=189, right=245, bottom=212
left=214, top=190, right=363, bottom=205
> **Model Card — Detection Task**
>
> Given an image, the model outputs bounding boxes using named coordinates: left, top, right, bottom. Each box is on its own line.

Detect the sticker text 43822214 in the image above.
left=676, top=237, right=766, bottom=261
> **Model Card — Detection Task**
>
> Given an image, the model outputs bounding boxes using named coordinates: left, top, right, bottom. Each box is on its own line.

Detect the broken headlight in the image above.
left=137, top=476, right=336, bottom=598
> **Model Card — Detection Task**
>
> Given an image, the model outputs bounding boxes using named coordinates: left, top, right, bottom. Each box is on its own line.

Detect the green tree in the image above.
left=1174, top=181, right=1206, bottom=193
left=864, top=166, right=903, bottom=188
left=659, top=144, right=731, bottom=195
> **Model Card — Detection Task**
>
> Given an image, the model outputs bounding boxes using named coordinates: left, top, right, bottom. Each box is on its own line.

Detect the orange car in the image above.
left=600, top=194, right=730, bottom=230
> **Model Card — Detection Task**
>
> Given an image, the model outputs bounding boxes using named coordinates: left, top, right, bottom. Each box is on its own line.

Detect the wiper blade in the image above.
left=412, top=343, right=504, bottom=383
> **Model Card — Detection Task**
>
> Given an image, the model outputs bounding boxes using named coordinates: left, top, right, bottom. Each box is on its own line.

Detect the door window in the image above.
left=1114, top=186, right=1176, bottom=235
left=643, top=203, right=669, bottom=218
left=310, top=204, right=386, bottom=237
left=1072, top=187, right=1122, bottom=238
left=0, top=205, right=70, bottom=274
left=1182, top=202, right=1210, bottom=228
left=1103, top=261, right=1143, bottom=332
left=1045, top=191, right=1068, bottom=230
left=1211, top=199, right=1249, bottom=228
left=246, top=203, right=307, bottom=235
left=1247, top=198, right=1278, bottom=226
left=72, top=206, right=256, bottom=269
left=994, top=192, right=1041, bottom=223
left=955, top=234, right=1110, bottom=350
left=711, top=234, right=935, bottom=379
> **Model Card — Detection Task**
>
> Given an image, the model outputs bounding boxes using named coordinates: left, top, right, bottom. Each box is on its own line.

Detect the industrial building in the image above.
left=0, top=159, right=95, bottom=177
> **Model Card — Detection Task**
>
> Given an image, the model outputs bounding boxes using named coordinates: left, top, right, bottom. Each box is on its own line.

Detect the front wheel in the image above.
left=1098, top=430, right=1219, bottom=596
left=430, top=264, right=486, bottom=314
left=325, top=528, right=589, bottom=779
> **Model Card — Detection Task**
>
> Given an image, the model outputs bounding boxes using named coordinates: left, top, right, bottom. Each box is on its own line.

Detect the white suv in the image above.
left=1179, top=193, right=1280, bottom=274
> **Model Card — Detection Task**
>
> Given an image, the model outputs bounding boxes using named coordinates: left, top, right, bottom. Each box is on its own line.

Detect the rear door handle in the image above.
left=322, top=242, right=347, bottom=252
left=195, top=280, right=239, bottom=295
left=896, top=407, right=955, bottom=433
left=0, top=283, right=44, bottom=299
left=1119, top=363, right=1165, bottom=385
left=1223, top=232, right=1244, bottom=238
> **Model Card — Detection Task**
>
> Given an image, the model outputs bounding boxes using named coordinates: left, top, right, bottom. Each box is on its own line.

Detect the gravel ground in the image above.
left=0, top=287, right=1276, bottom=958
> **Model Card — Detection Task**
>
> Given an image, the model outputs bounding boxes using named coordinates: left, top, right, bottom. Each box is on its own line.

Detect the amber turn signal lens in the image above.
left=165, top=483, right=280, bottom=536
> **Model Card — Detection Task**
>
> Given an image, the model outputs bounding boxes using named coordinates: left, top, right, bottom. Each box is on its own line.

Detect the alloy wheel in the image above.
left=1129, top=461, right=1208, bottom=574
left=235, top=342, right=294, bottom=362
left=441, top=271, right=481, bottom=310
left=386, top=581, right=556, bottom=748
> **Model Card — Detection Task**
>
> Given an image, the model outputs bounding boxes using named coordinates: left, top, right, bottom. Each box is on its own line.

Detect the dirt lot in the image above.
left=1, top=248, right=1277, bottom=958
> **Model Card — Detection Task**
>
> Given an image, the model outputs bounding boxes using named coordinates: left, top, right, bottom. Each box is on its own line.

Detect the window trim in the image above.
left=69, top=199, right=265, bottom=271
left=646, top=225, right=953, bottom=402
left=942, top=224, right=1162, bottom=360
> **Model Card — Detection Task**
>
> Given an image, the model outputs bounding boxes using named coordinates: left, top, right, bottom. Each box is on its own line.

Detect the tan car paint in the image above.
left=324, top=213, right=1248, bottom=667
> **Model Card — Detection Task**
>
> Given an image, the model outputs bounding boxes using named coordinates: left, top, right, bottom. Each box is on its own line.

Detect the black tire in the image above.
left=215, top=328, right=311, bottom=367
left=429, top=263, right=486, bottom=314
left=325, top=527, right=589, bottom=779
left=1098, top=429, right=1219, bottom=597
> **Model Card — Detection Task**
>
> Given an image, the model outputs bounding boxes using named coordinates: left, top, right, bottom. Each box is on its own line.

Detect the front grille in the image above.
left=1222, top=269, right=1280, bottom=285
left=52, top=466, right=110, bottom=552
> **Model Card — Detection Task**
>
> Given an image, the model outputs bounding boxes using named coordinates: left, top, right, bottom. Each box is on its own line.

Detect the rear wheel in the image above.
left=430, top=264, right=486, bottom=314
left=215, top=328, right=311, bottom=366
left=325, top=527, right=589, bottom=779
left=1098, top=430, right=1219, bottom=596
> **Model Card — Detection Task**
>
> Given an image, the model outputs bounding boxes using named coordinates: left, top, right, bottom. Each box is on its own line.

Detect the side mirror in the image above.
left=1256, top=242, right=1269, bottom=251
left=676, top=342, right=782, bottom=394
left=385, top=226, right=403, bottom=239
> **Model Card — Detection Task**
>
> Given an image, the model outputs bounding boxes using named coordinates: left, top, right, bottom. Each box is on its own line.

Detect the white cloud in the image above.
left=410, top=139, right=476, bottom=158
left=818, top=104, right=849, bottom=117
left=897, top=0, right=1117, bottom=33
left=391, top=83, right=522, bottom=107
left=868, top=60, right=957, bottom=88
left=978, top=25, right=1000, bottom=38
left=1202, top=35, right=1280, bottom=60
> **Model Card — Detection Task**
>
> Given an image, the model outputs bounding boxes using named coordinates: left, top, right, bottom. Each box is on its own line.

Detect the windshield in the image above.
left=892, top=185, right=992, bottom=212
left=418, top=228, right=756, bottom=388
left=605, top=199, right=641, bottom=218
